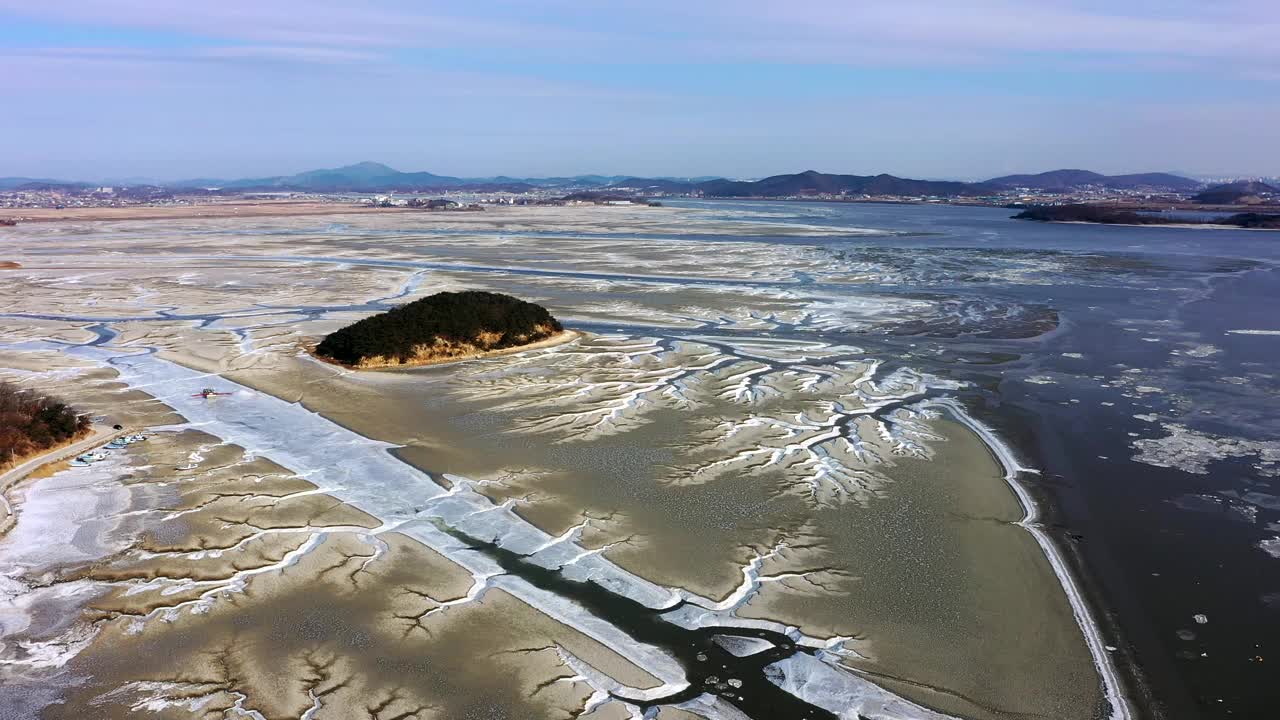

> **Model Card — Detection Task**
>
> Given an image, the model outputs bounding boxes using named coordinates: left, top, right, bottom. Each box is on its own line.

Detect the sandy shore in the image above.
left=306, top=329, right=581, bottom=371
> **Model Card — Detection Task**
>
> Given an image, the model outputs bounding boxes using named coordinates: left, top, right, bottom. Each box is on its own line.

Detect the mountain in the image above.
left=0, top=177, right=86, bottom=191
left=218, top=161, right=469, bottom=192
left=202, top=165, right=662, bottom=192
left=687, top=170, right=996, bottom=198
left=1193, top=180, right=1280, bottom=204
left=986, top=169, right=1201, bottom=192
left=2, top=163, right=1220, bottom=198
left=1106, top=173, right=1204, bottom=191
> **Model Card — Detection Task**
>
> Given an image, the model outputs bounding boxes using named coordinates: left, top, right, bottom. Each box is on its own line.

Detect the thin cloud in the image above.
left=2, top=1, right=1276, bottom=71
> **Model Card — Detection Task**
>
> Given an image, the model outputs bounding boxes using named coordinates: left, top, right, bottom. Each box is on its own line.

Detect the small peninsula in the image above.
left=1012, top=205, right=1280, bottom=229
left=314, top=290, right=569, bottom=368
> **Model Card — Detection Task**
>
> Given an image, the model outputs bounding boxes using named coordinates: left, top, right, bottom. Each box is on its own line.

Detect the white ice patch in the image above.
left=0, top=455, right=133, bottom=569
left=765, top=654, right=952, bottom=720
left=92, top=681, right=226, bottom=714
left=712, top=635, right=776, bottom=657
left=1177, top=344, right=1220, bottom=358
left=1132, top=424, right=1280, bottom=476
left=1259, top=537, right=1280, bottom=560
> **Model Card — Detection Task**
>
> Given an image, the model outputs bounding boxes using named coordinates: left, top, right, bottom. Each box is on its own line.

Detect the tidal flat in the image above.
left=0, top=204, right=1128, bottom=719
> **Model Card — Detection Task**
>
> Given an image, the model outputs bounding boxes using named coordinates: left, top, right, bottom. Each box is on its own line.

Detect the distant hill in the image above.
left=0, top=177, right=67, bottom=190
left=987, top=169, right=1201, bottom=192
left=0, top=178, right=93, bottom=191
left=220, top=161, right=470, bottom=192
left=692, top=170, right=996, bottom=198
left=187, top=165, right=673, bottom=193
left=314, top=291, right=564, bottom=369
left=1107, top=173, right=1204, bottom=191
left=3, top=163, right=1226, bottom=198
left=1193, top=180, right=1279, bottom=205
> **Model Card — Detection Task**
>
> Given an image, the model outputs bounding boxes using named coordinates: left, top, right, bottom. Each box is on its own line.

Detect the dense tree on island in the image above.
left=315, top=291, right=564, bottom=368
left=1012, top=205, right=1280, bottom=229
left=1220, top=213, right=1280, bottom=229
left=0, top=382, right=92, bottom=467
left=1012, top=205, right=1170, bottom=225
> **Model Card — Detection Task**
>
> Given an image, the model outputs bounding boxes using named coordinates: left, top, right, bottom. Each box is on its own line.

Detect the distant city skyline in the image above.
left=1, top=1, right=1276, bottom=180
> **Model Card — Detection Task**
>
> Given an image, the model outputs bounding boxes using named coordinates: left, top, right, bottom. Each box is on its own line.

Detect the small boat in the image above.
left=70, top=458, right=92, bottom=467
left=85, top=451, right=110, bottom=462
left=192, top=387, right=233, bottom=399
left=106, top=440, right=127, bottom=449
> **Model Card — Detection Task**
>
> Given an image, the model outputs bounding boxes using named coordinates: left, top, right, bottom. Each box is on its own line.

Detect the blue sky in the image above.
left=1, top=0, right=1276, bottom=181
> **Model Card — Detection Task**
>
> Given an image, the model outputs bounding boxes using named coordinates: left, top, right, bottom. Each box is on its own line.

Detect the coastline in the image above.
left=32, top=337, right=1088, bottom=719
left=217, top=340, right=1117, bottom=719
left=932, top=399, right=1136, bottom=720
left=304, top=329, right=580, bottom=371
left=1016, top=219, right=1280, bottom=231
left=0, top=425, right=122, bottom=536
left=0, top=201, right=1186, bottom=718
left=2, top=201, right=421, bottom=224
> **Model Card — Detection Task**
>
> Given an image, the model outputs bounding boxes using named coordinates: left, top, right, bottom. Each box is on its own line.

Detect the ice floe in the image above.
left=1132, top=424, right=1280, bottom=476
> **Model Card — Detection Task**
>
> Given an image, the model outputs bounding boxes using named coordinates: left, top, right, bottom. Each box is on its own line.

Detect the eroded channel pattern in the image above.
left=0, top=207, right=1126, bottom=720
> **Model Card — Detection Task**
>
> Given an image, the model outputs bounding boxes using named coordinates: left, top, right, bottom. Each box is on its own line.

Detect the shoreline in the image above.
left=0, top=425, right=122, bottom=536
left=304, top=329, right=580, bottom=371
left=185, top=338, right=1120, bottom=718
left=1022, top=219, right=1280, bottom=231
left=931, top=398, right=1135, bottom=720
left=48, top=343, right=971, bottom=718
left=1, top=201, right=424, bottom=224
left=6, top=332, right=1126, bottom=718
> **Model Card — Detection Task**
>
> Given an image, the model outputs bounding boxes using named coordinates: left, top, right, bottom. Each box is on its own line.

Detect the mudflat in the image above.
left=0, top=206, right=1122, bottom=719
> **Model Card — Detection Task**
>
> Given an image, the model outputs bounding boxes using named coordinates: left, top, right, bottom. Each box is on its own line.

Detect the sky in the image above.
left=1, top=0, right=1277, bottom=181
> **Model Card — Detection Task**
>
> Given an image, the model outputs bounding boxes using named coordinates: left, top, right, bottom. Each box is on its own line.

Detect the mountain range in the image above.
left=984, top=169, right=1204, bottom=192
left=1, top=162, right=1212, bottom=196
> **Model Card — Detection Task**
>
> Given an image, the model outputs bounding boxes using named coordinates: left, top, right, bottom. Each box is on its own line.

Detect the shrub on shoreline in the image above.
left=0, top=382, right=92, bottom=467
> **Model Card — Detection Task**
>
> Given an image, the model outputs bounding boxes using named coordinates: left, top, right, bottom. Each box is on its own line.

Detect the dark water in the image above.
left=660, top=200, right=1280, bottom=720
left=438, top=520, right=835, bottom=719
